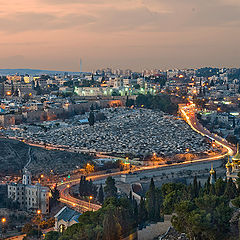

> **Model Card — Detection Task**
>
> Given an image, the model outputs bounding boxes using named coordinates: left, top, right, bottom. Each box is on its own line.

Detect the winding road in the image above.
left=57, top=103, right=235, bottom=212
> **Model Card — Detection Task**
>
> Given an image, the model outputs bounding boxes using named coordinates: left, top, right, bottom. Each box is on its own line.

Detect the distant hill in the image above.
left=0, top=68, right=88, bottom=75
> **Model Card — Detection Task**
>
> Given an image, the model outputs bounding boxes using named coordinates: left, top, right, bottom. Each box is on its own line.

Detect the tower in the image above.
left=80, top=59, right=82, bottom=74
left=209, top=164, right=215, bottom=185
left=22, top=168, right=31, bottom=185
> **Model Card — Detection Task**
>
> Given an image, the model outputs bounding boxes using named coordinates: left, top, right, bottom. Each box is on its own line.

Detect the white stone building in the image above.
left=8, top=168, right=50, bottom=214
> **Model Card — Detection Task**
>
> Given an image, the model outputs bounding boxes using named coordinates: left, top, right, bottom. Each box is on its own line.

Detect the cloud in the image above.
left=0, top=12, right=95, bottom=33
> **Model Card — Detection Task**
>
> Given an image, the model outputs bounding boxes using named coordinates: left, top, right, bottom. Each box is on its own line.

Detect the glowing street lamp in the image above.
left=89, top=196, right=93, bottom=210
left=1, top=218, right=6, bottom=238
left=36, top=210, right=41, bottom=239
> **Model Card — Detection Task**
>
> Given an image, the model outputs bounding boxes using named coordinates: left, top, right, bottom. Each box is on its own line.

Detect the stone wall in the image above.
left=137, top=215, right=172, bottom=240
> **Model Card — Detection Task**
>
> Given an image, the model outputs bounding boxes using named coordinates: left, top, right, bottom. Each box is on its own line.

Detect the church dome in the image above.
left=225, top=161, right=231, bottom=168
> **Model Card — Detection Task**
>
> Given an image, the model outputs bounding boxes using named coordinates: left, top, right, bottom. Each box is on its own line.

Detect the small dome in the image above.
left=226, top=161, right=231, bottom=168
left=210, top=168, right=215, bottom=175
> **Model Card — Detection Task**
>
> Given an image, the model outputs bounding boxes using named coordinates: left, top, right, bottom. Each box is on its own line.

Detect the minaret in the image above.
left=209, top=164, right=215, bottom=185
left=22, top=168, right=31, bottom=185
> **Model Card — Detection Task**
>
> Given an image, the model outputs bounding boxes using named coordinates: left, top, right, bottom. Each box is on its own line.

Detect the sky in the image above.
left=0, top=0, right=239, bottom=71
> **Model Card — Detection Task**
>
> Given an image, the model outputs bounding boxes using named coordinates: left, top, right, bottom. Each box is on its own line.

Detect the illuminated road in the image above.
left=179, top=103, right=234, bottom=156
left=58, top=104, right=235, bottom=212
left=5, top=105, right=235, bottom=212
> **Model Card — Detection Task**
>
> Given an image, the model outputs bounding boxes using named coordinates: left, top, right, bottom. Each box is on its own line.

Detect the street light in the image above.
left=1, top=218, right=6, bottom=238
left=89, top=196, right=93, bottom=210
left=37, top=210, right=41, bottom=239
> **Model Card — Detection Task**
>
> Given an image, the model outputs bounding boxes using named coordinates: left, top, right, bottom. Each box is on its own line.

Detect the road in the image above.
left=179, top=103, right=234, bottom=156
left=57, top=104, right=235, bottom=212
left=4, top=104, right=235, bottom=211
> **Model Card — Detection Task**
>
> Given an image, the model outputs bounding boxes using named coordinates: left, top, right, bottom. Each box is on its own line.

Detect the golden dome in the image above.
left=225, top=161, right=231, bottom=168
left=226, top=156, right=231, bottom=168
left=210, top=164, right=215, bottom=175
left=210, top=168, right=215, bottom=175
left=232, top=143, right=240, bottom=162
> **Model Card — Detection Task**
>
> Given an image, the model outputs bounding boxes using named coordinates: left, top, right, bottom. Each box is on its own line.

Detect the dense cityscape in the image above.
left=1, top=0, right=240, bottom=239
left=0, top=66, right=240, bottom=240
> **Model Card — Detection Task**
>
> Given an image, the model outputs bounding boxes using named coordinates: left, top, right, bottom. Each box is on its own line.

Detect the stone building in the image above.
left=54, top=206, right=81, bottom=232
left=8, top=168, right=50, bottom=214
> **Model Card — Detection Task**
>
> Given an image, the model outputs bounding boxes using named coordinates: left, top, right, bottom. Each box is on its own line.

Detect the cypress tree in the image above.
left=79, top=176, right=84, bottom=196
left=193, top=176, right=199, bottom=198
left=138, top=197, right=147, bottom=224
left=224, top=178, right=237, bottom=200
left=98, top=184, right=104, bottom=204
left=104, top=176, right=117, bottom=198
left=146, top=178, right=156, bottom=221
left=103, top=209, right=121, bottom=240
left=88, top=111, right=95, bottom=126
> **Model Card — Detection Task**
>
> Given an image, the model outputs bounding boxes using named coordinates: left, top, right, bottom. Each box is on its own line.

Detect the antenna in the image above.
left=80, top=59, right=82, bottom=74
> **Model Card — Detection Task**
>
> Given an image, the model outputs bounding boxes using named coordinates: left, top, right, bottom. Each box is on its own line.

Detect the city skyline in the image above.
left=0, top=0, right=240, bottom=71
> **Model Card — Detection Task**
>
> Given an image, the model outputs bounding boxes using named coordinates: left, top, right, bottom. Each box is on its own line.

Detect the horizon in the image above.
left=0, top=0, right=240, bottom=71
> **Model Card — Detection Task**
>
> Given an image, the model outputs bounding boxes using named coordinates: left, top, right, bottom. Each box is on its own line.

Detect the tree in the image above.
left=138, top=197, right=147, bottom=225
left=126, top=96, right=135, bottom=107
left=104, top=177, right=117, bottom=199
left=172, top=195, right=233, bottom=240
left=103, top=209, right=121, bottom=240
left=226, top=135, right=238, bottom=145
left=22, top=223, right=34, bottom=234
left=146, top=178, right=156, bottom=221
left=215, top=177, right=226, bottom=196
left=193, top=176, right=199, bottom=198
left=49, top=185, right=60, bottom=210
left=232, top=196, right=240, bottom=208
left=98, top=184, right=104, bottom=204
left=85, top=163, right=95, bottom=174
left=88, top=111, right=95, bottom=126
left=44, top=231, right=61, bottom=240
left=224, top=178, right=237, bottom=200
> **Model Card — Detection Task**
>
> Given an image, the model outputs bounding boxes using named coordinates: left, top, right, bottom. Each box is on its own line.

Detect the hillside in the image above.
left=0, top=138, right=92, bottom=176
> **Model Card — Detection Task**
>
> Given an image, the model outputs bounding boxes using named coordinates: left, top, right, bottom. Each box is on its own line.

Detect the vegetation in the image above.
left=88, top=111, right=95, bottom=126
left=46, top=176, right=237, bottom=240
left=170, top=177, right=236, bottom=240
left=79, top=176, right=98, bottom=198
left=49, top=185, right=60, bottom=209
left=134, top=94, right=178, bottom=114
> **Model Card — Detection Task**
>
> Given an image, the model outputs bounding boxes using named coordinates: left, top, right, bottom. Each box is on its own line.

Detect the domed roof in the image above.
left=226, top=156, right=231, bottom=168
left=226, top=161, right=231, bottom=168
left=232, top=144, right=240, bottom=162
left=210, top=164, right=215, bottom=175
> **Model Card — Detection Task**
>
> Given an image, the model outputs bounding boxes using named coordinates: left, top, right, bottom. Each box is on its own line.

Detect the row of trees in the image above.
left=79, top=176, right=98, bottom=198
left=46, top=174, right=239, bottom=240
left=52, top=176, right=163, bottom=240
